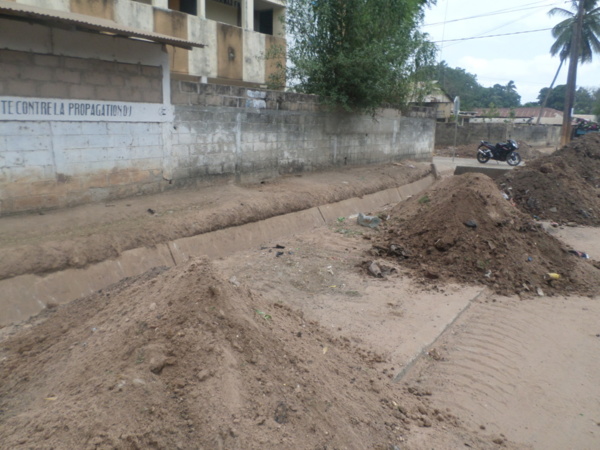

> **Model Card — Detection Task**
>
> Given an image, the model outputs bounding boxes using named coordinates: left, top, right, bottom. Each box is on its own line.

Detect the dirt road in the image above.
left=404, top=293, right=600, bottom=449
left=1, top=158, right=599, bottom=448
left=212, top=221, right=600, bottom=449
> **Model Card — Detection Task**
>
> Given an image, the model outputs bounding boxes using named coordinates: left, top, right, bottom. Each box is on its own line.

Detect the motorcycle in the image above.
left=477, top=139, right=522, bottom=166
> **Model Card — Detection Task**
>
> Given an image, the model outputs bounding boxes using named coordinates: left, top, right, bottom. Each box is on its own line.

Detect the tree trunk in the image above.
left=561, top=0, right=586, bottom=146
left=536, top=58, right=564, bottom=125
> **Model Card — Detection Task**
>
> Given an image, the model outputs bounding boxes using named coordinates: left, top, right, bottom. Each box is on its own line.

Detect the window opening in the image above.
left=168, top=0, right=198, bottom=15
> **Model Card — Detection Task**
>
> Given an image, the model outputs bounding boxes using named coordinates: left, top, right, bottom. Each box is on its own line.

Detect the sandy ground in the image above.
left=212, top=219, right=600, bottom=449
left=403, top=292, right=600, bottom=450
left=1, top=156, right=600, bottom=448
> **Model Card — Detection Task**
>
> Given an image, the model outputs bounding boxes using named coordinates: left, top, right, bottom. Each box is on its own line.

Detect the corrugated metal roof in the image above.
left=0, top=1, right=204, bottom=49
left=474, top=107, right=562, bottom=118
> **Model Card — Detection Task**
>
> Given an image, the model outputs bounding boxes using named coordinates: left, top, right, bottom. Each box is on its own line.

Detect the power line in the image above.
left=439, top=6, right=553, bottom=50
left=423, top=0, right=562, bottom=27
left=433, top=27, right=553, bottom=43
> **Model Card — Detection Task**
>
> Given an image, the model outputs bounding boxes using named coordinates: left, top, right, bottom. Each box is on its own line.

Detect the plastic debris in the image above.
left=357, top=213, right=381, bottom=229
left=368, top=261, right=383, bottom=278
left=366, top=261, right=397, bottom=278
left=463, top=220, right=477, bottom=228
left=568, top=250, right=590, bottom=259
left=547, top=273, right=561, bottom=280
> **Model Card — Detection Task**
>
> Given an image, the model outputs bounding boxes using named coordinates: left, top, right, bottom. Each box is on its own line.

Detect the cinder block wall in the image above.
left=168, top=80, right=435, bottom=184
left=0, top=70, right=434, bottom=215
left=0, top=49, right=166, bottom=214
left=0, top=50, right=162, bottom=102
left=435, top=122, right=562, bottom=148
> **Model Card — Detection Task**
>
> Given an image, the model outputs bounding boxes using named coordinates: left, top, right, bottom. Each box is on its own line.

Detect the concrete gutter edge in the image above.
left=0, top=173, right=436, bottom=327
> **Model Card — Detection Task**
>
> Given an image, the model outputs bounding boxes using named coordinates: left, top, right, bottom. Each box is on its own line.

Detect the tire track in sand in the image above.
left=403, top=295, right=600, bottom=449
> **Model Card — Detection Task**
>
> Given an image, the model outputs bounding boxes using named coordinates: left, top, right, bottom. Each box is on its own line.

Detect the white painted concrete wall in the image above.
left=114, top=0, right=155, bottom=32
left=15, top=0, right=70, bottom=12
left=243, top=30, right=266, bottom=83
left=188, top=15, right=218, bottom=79
left=0, top=19, right=173, bottom=214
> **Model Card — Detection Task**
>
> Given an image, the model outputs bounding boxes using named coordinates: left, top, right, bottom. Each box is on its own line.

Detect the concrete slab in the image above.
left=168, top=207, right=326, bottom=264
left=318, top=175, right=436, bottom=223
left=317, top=188, right=401, bottom=223
left=454, top=165, right=511, bottom=179
left=0, top=245, right=175, bottom=326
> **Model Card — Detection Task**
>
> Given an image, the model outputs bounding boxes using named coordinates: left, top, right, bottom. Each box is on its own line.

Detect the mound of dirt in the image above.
left=498, top=133, right=600, bottom=225
left=0, top=258, right=504, bottom=449
left=372, top=173, right=600, bottom=296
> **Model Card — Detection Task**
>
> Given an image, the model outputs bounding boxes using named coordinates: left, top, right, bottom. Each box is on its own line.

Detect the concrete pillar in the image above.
left=242, top=0, right=254, bottom=31
left=197, top=0, right=206, bottom=18
left=153, top=0, right=169, bottom=8
left=273, top=6, right=285, bottom=37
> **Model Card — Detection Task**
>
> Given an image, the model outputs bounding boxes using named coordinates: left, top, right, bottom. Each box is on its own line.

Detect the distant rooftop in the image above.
left=474, top=107, right=562, bottom=118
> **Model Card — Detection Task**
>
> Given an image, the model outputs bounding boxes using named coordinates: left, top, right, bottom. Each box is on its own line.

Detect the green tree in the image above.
left=593, top=87, right=600, bottom=118
left=479, top=81, right=521, bottom=108
left=574, top=86, right=595, bottom=113
left=549, top=0, right=600, bottom=64
left=434, top=62, right=522, bottom=109
left=484, top=103, right=500, bottom=121
left=540, top=0, right=600, bottom=123
left=434, top=62, right=484, bottom=110
left=537, top=84, right=568, bottom=111
left=285, top=0, right=437, bottom=113
left=537, top=84, right=598, bottom=113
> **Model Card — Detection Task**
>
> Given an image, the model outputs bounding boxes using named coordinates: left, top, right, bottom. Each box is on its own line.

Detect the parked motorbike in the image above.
left=477, top=139, right=522, bottom=166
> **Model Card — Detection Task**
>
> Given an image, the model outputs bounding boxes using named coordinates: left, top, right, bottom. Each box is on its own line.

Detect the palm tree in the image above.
left=549, top=0, right=600, bottom=63
left=537, top=0, right=600, bottom=124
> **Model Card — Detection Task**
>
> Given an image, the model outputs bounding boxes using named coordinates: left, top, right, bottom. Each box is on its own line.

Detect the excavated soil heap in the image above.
left=0, top=258, right=498, bottom=449
left=498, top=133, right=600, bottom=225
left=374, top=173, right=600, bottom=296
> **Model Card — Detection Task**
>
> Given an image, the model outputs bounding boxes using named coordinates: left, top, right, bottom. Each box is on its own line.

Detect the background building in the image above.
left=4, top=0, right=286, bottom=87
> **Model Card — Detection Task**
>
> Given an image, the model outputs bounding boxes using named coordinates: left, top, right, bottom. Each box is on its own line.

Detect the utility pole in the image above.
left=560, top=0, right=586, bottom=147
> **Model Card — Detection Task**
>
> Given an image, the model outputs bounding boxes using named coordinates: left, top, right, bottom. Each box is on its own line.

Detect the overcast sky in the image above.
left=422, top=0, right=600, bottom=104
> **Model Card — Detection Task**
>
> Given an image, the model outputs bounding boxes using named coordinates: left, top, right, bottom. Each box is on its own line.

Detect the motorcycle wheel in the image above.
left=506, top=151, right=522, bottom=166
left=477, top=147, right=490, bottom=164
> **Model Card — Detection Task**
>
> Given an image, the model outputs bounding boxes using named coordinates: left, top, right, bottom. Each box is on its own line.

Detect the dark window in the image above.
left=169, top=0, right=198, bottom=15
left=255, top=9, right=273, bottom=35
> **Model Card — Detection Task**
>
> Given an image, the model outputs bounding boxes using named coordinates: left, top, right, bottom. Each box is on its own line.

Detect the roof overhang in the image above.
left=0, top=1, right=205, bottom=50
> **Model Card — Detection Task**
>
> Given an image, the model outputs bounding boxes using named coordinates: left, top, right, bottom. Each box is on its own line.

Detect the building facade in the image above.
left=5, top=0, right=286, bottom=87
left=0, top=0, right=434, bottom=216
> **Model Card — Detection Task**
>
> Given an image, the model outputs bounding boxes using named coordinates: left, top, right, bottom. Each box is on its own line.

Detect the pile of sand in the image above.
left=372, top=173, right=600, bottom=296
left=498, top=133, right=600, bottom=225
left=1, top=258, right=503, bottom=449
